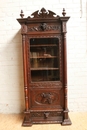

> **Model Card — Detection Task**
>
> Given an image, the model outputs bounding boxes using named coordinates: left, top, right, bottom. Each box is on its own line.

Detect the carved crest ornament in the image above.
left=20, top=8, right=66, bottom=19
left=30, top=8, right=58, bottom=18
left=20, top=8, right=59, bottom=19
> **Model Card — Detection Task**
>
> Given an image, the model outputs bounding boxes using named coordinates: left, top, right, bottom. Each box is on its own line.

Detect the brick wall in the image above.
left=0, top=0, right=87, bottom=113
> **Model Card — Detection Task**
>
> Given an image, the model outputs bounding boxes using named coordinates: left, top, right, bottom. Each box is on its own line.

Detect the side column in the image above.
left=21, top=24, right=32, bottom=126
left=62, top=21, right=71, bottom=125
left=22, top=34, right=29, bottom=111
left=60, top=9, right=71, bottom=125
left=62, top=30, right=70, bottom=125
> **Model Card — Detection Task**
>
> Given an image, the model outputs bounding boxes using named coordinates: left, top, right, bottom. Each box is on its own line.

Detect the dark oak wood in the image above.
left=17, top=8, right=71, bottom=126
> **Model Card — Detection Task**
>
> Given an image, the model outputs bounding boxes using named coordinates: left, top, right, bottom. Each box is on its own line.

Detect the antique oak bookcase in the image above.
left=17, top=8, right=71, bottom=126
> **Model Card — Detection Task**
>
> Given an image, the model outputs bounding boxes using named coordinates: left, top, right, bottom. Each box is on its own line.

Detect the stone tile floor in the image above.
left=0, top=112, right=87, bottom=130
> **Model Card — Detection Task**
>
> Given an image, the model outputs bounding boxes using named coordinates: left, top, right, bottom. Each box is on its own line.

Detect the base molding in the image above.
left=22, top=110, right=72, bottom=126
left=22, top=117, right=32, bottom=127
left=61, top=117, right=72, bottom=125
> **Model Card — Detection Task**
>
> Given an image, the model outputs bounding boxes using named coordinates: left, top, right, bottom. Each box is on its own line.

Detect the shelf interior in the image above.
left=30, top=38, right=60, bottom=82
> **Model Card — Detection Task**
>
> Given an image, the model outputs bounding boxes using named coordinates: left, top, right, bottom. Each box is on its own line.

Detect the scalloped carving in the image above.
left=28, top=8, right=59, bottom=18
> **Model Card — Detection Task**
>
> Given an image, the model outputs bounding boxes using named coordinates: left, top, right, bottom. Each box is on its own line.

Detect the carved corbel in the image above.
left=62, top=22, right=66, bottom=33
left=21, top=24, right=27, bottom=34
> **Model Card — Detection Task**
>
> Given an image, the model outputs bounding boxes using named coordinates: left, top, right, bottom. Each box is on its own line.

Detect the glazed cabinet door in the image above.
left=30, top=38, right=60, bottom=82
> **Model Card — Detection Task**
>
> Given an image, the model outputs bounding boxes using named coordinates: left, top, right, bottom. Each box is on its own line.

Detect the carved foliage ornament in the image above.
left=35, top=92, right=59, bottom=105
left=41, top=93, right=55, bottom=104
left=28, top=23, right=61, bottom=32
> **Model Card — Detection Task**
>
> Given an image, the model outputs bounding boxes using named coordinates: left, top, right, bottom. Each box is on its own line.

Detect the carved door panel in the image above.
left=30, top=88, right=64, bottom=110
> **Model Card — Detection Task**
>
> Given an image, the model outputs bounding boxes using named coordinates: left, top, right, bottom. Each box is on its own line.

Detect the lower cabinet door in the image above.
left=29, top=87, right=64, bottom=110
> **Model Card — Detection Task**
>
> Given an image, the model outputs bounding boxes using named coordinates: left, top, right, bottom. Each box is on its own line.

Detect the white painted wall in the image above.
left=0, top=0, right=87, bottom=113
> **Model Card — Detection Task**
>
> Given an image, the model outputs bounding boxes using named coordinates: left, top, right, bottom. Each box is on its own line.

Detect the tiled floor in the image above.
left=0, top=112, right=87, bottom=130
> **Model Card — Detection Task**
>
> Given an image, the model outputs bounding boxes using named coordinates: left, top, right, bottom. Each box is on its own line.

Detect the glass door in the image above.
left=30, top=38, right=60, bottom=82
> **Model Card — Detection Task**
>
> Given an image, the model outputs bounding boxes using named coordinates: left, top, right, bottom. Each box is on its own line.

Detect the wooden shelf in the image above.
left=31, top=68, right=59, bottom=70
left=30, top=56, right=57, bottom=59
left=30, top=44, right=57, bottom=47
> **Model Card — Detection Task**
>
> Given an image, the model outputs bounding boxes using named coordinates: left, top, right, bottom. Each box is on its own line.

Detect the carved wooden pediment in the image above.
left=19, top=8, right=68, bottom=21
left=28, top=8, right=59, bottom=18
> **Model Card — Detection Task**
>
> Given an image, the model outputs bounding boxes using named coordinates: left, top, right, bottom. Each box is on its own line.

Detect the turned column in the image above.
left=21, top=22, right=29, bottom=111
left=22, top=34, right=29, bottom=111
left=63, top=31, right=68, bottom=119
left=60, top=9, right=71, bottom=125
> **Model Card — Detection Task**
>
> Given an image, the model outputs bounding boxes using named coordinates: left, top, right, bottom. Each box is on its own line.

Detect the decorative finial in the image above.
left=20, top=10, right=24, bottom=18
left=62, top=8, right=66, bottom=16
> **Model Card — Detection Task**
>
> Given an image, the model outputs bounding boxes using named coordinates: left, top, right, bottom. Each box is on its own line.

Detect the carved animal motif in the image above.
left=40, top=23, right=47, bottom=31
left=44, top=112, right=49, bottom=118
left=41, top=93, right=54, bottom=104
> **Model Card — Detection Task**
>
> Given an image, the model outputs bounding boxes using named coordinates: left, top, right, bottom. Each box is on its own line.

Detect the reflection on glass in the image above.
left=30, top=38, right=60, bottom=82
